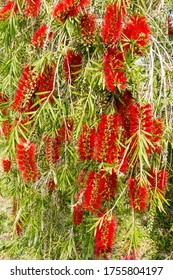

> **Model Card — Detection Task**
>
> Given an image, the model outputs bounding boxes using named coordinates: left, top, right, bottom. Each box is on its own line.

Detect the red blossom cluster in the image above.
left=128, top=177, right=148, bottom=211
left=16, top=138, right=39, bottom=182
left=101, top=3, right=151, bottom=92
left=24, top=0, right=41, bottom=18
left=63, top=50, right=82, bottom=83
left=11, top=64, right=38, bottom=112
left=121, top=14, right=151, bottom=52
left=37, top=63, right=56, bottom=103
left=73, top=203, right=84, bottom=225
left=31, top=24, right=54, bottom=48
left=103, top=47, right=127, bottom=92
left=53, top=0, right=90, bottom=22
left=101, top=3, right=125, bottom=46
left=78, top=114, right=128, bottom=172
left=73, top=168, right=117, bottom=225
left=1, top=120, right=12, bottom=139
left=83, top=169, right=117, bottom=212
left=0, top=1, right=18, bottom=21
left=128, top=103, right=164, bottom=157
left=80, top=13, right=96, bottom=43
left=148, top=169, right=168, bottom=196
left=45, top=134, right=61, bottom=166
left=2, top=158, right=12, bottom=172
left=45, top=118, right=74, bottom=167
left=94, top=214, right=117, bottom=258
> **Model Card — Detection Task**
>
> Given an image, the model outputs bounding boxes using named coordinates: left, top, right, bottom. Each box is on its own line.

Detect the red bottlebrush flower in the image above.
left=31, top=24, right=53, bottom=48
left=128, top=103, right=154, bottom=158
left=53, top=0, right=90, bottom=21
left=2, top=158, right=12, bottom=172
left=37, top=64, right=56, bottom=103
left=78, top=125, right=97, bottom=160
left=45, top=134, right=61, bottom=166
left=94, top=214, right=117, bottom=259
left=47, top=179, right=56, bottom=193
left=118, top=145, right=129, bottom=173
left=80, top=13, right=96, bottom=43
left=58, top=118, right=74, bottom=142
left=16, top=219, right=22, bottom=236
left=1, top=120, right=12, bottom=139
left=83, top=171, right=102, bottom=212
left=128, top=177, right=148, bottom=211
left=103, top=47, right=127, bottom=92
left=63, top=50, right=82, bottom=83
left=93, top=114, right=121, bottom=164
left=16, top=138, right=39, bottom=182
left=0, top=1, right=18, bottom=21
left=73, top=203, right=84, bottom=225
left=53, top=0, right=77, bottom=22
left=101, top=3, right=125, bottom=45
left=148, top=169, right=168, bottom=196
left=158, top=170, right=168, bottom=193
left=121, top=14, right=151, bottom=52
left=128, top=103, right=140, bottom=135
left=12, top=64, right=38, bottom=112
left=24, top=0, right=41, bottom=18
left=98, top=169, right=117, bottom=200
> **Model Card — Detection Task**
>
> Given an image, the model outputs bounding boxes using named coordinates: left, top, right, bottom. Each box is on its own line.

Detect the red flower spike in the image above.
left=16, top=138, right=39, bottom=182
left=73, top=203, right=84, bottom=225
left=53, top=0, right=90, bottom=21
left=148, top=169, right=168, bottom=196
left=31, top=24, right=53, bottom=48
left=45, top=135, right=61, bottom=166
left=93, top=114, right=121, bottom=164
left=12, top=64, right=38, bottom=112
left=128, top=177, right=148, bottom=211
left=101, top=3, right=125, bottom=45
left=83, top=171, right=102, bottom=212
left=94, top=214, right=117, bottom=258
left=2, top=158, right=12, bottom=172
left=1, top=120, right=12, bottom=139
left=103, top=47, right=127, bottom=92
left=63, top=50, right=82, bottom=83
left=24, top=0, right=41, bottom=18
left=121, top=14, right=151, bottom=53
left=0, top=1, right=18, bottom=21
left=37, top=64, right=56, bottom=103
left=98, top=169, right=117, bottom=201
left=78, top=125, right=97, bottom=160
left=80, top=13, right=96, bottom=43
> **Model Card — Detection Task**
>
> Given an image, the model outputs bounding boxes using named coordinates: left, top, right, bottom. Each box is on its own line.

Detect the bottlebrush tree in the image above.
left=0, top=0, right=173, bottom=260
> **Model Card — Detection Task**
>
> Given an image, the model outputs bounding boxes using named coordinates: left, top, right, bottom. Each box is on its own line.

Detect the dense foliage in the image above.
left=0, top=0, right=173, bottom=260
